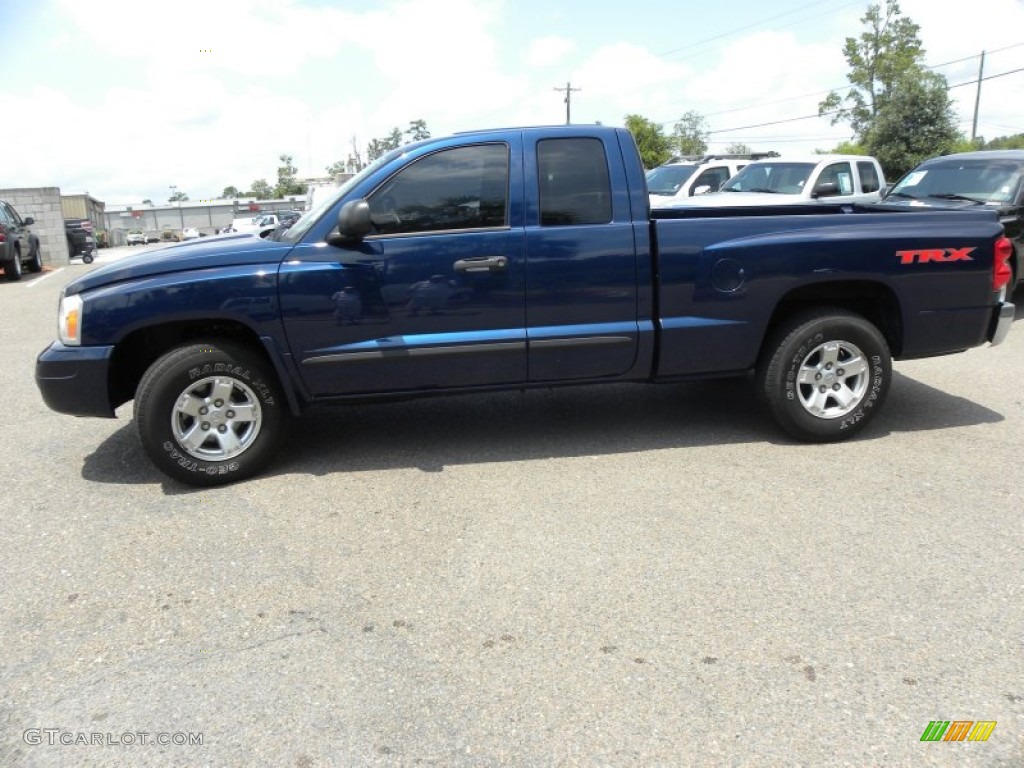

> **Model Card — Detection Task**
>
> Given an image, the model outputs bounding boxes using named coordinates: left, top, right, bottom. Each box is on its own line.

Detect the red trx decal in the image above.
left=896, top=247, right=975, bottom=265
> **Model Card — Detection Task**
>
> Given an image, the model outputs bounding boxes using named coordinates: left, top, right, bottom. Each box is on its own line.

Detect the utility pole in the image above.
left=553, top=81, right=581, bottom=125
left=971, top=50, right=985, bottom=143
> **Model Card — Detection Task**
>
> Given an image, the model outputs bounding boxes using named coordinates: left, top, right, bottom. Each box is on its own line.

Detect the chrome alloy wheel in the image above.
left=170, top=376, right=262, bottom=461
left=795, top=339, right=870, bottom=419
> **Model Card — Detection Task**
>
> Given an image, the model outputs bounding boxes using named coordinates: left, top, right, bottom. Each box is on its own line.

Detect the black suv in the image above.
left=881, top=150, right=1024, bottom=291
left=0, top=200, right=42, bottom=281
left=65, top=218, right=97, bottom=263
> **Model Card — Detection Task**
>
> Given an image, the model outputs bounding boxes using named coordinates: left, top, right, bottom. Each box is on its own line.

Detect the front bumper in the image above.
left=36, top=342, right=116, bottom=417
left=989, top=301, right=1015, bottom=346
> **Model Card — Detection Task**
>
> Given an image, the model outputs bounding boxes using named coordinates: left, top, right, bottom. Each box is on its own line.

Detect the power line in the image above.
left=948, top=66, right=1024, bottom=89
left=707, top=110, right=843, bottom=135
left=926, top=41, right=1024, bottom=72
left=657, top=42, right=1024, bottom=129
left=709, top=135, right=850, bottom=144
left=659, top=0, right=861, bottom=59
left=705, top=66, right=1024, bottom=135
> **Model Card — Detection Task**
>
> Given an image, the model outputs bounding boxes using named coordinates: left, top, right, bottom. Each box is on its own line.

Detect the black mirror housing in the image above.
left=337, top=199, right=372, bottom=240
left=812, top=182, right=840, bottom=199
left=23, top=216, right=34, bottom=226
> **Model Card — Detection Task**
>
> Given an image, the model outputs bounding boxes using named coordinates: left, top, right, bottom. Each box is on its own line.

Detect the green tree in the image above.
left=671, top=111, right=709, bottom=157
left=406, top=119, right=431, bottom=141
left=325, top=161, right=347, bottom=176
left=624, top=114, right=672, bottom=169
left=820, top=0, right=962, bottom=178
left=221, top=186, right=241, bottom=198
left=275, top=154, right=305, bottom=198
left=985, top=133, right=1024, bottom=149
left=863, top=69, right=961, bottom=177
left=249, top=179, right=273, bottom=199
left=819, top=140, right=867, bottom=155
left=366, top=127, right=404, bottom=162
left=818, top=0, right=924, bottom=139
left=168, top=190, right=189, bottom=202
left=725, top=142, right=752, bottom=155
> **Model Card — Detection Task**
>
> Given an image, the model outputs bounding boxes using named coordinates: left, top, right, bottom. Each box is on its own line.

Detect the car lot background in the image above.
left=1, top=245, right=1022, bottom=767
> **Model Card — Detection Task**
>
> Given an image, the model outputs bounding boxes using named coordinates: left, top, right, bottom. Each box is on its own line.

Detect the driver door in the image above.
left=279, top=140, right=526, bottom=397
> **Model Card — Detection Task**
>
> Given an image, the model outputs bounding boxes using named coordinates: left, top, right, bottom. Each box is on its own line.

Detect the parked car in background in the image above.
left=126, top=230, right=147, bottom=246
left=880, top=150, right=1024, bottom=289
left=160, top=228, right=181, bottom=242
left=181, top=227, right=200, bottom=240
left=667, top=155, right=886, bottom=207
left=0, top=199, right=42, bottom=281
left=230, top=212, right=297, bottom=238
left=647, top=152, right=777, bottom=208
left=65, top=218, right=96, bottom=263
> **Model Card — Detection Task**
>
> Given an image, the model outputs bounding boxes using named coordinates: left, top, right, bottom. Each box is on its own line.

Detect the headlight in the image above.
left=58, top=293, right=83, bottom=346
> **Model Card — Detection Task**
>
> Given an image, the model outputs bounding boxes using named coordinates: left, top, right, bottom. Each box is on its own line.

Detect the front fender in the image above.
left=80, top=265, right=285, bottom=347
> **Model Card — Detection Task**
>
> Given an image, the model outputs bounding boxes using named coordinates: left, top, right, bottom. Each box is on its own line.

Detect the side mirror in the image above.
left=23, top=217, right=34, bottom=226
left=811, top=182, right=839, bottom=199
left=692, top=185, right=712, bottom=196
left=337, top=199, right=372, bottom=240
left=879, top=184, right=890, bottom=197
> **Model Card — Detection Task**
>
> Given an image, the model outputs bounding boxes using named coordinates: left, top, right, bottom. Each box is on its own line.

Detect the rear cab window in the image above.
left=537, top=138, right=612, bottom=226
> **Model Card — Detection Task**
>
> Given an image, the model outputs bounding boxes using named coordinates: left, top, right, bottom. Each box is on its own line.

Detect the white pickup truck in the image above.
left=665, top=154, right=887, bottom=207
left=646, top=153, right=777, bottom=208
left=226, top=211, right=303, bottom=237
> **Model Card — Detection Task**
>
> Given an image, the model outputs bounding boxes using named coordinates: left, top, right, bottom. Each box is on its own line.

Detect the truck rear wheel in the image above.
left=135, top=341, right=289, bottom=486
left=757, top=308, right=891, bottom=442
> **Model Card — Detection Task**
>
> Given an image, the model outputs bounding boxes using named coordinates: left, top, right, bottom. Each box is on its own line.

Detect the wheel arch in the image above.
left=108, top=319, right=304, bottom=416
left=761, top=280, right=903, bottom=359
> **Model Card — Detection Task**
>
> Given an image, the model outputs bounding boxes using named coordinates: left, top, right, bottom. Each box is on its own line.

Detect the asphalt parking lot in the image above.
left=1, top=246, right=1022, bottom=766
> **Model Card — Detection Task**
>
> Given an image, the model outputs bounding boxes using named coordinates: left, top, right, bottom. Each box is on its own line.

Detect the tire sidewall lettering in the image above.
left=783, top=332, right=823, bottom=401
left=161, top=439, right=242, bottom=475
left=187, top=363, right=275, bottom=406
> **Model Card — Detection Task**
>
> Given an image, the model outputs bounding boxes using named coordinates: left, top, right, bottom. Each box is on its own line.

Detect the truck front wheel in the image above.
left=135, top=341, right=289, bottom=486
left=757, top=309, right=891, bottom=442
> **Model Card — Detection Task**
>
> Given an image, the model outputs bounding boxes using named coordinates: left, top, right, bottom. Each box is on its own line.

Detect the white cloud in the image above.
left=4, top=0, right=1021, bottom=204
left=568, top=42, right=694, bottom=126
left=54, top=0, right=356, bottom=77
left=526, top=36, right=576, bottom=69
left=902, top=0, right=1024, bottom=140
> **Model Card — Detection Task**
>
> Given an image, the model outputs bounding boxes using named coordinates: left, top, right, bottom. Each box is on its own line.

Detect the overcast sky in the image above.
left=1, top=0, right=1022, bottom=205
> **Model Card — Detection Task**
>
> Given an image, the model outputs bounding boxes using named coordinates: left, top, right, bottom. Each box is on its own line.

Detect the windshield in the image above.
left=646, top=165, right=697, bottom=195
left=721, top=162, right=816, bottom=194
left=889, top=161, right=1024, bottom=204
left=280, top=147, right=408, bottom=242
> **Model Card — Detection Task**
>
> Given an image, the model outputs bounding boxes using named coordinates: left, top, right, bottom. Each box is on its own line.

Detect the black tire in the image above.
left=135, top=341, right=289, bottom=486
left=82, top=253, right=94, bottom=264
left=757, top=308, right=891, bottom=442
left=27, top=239, right=42, bottom=273
left=4, top=248, right=23, bottom=281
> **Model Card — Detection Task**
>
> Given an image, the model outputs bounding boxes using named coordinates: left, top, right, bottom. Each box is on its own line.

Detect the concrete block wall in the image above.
left=0, top=187, right=70, bottom=266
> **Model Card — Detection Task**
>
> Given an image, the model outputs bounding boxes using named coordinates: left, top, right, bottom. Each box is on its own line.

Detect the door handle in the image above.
left=453, top=256, right=508, bottom=273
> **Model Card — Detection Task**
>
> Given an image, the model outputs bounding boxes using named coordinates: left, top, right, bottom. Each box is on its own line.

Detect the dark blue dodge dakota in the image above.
left=36, top=126, right=1016, bottom=485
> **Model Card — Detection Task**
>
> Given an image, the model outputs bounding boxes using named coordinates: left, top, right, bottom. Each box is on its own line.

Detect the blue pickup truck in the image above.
left=36, top=126, right=1015, bottom=485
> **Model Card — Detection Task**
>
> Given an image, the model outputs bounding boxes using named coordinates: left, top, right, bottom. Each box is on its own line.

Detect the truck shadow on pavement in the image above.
left=79, top=371, right=1003, bottom=490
